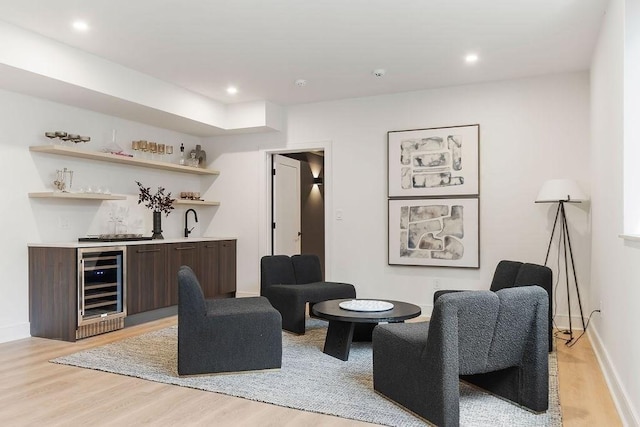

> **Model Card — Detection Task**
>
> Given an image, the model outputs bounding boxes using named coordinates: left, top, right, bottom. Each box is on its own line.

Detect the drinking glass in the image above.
left=139, top=140, right=148, bottom=158
left=131, top=140, right=140, bottom=157
left=149, top=142, right=158, bottom=160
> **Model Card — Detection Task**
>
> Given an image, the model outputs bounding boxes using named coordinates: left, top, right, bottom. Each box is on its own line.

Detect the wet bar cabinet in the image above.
left=29, top=238, right=235, bottom=341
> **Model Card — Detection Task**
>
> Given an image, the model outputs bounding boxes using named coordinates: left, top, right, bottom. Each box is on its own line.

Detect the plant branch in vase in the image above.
left=136, top=181, right=175, bottom=239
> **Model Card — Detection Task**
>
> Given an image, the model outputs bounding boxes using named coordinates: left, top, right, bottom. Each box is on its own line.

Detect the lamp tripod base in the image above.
left=544, top=200, right=586, bottom=344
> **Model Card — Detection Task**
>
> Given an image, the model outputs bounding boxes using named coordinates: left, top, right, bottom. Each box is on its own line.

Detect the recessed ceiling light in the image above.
left=227, top=86, right=238, bottom=95
left=372, top=69, right=386, bottom=78
left=72, top=20, right=89, bottom=32
left=465, top=54, right=479, bottom=64
left=295, top=79, right=307, bottom=87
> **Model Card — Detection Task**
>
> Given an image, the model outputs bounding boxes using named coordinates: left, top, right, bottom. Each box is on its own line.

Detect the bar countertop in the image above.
left=28, top=236, right=236, bottom=249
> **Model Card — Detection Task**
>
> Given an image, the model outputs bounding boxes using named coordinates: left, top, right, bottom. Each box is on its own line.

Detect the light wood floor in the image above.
left=0, top=317, right=621, bottom=426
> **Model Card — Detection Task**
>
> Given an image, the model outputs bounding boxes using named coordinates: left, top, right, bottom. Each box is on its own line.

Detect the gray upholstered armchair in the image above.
left=260, top=254, right=356, bottom=334
left=435, top=260, right=553, bottom=351
left=178, top=266, right=282, bottom=375
left=373, top=286, right=549, bottom=427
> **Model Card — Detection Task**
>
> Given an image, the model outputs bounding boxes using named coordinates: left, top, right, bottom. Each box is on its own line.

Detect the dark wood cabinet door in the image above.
left=198, top=241, right=219, bottom=299
left=29, top=247, right=77, bottom=342
left=218, top=240, right=237, bottom=297
left=166, top=242, right=200, bottom=306
left=126, top=244, right=167, bottom=314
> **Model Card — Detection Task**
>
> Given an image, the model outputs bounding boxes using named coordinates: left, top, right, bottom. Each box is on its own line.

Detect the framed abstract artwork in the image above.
left=388, top=124, right=479, bottom=197
left=388, top=197, right=479, bottom=268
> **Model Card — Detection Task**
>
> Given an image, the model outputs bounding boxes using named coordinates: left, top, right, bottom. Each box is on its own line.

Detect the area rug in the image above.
left=52, top=319, right=562, bottom=426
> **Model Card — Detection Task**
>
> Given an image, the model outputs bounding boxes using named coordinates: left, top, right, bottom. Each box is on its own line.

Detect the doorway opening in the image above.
left=271, top=151, right=325, bottom=276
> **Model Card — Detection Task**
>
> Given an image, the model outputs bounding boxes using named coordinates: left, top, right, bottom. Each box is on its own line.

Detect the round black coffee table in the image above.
left=311, top=298, right=421, bottom=361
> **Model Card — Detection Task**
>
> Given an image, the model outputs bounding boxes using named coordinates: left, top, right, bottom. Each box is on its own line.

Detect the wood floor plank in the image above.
left=555, top=332, right=622, bottom=426
left=0, top=317, right=621, bottom=426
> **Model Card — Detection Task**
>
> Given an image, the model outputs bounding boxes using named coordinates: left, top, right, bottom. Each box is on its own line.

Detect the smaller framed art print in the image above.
left=388, top=197, right=479, bottom=268
left=388, top=124, right=479, bottom=197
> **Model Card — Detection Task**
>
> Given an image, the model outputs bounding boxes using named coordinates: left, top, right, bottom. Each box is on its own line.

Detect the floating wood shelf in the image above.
left=28, top=192, right=127, bottom=201
left=173, top=199, right=220, bottom=206
left=29, top=145, right=220, bottom=176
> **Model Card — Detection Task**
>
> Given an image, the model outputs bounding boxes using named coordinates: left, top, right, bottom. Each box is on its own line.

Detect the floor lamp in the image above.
left=536, top=179, right=587, bottom=343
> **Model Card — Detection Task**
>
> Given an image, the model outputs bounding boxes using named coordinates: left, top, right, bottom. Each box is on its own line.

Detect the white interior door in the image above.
left=273, top=154, right=301, bottom=255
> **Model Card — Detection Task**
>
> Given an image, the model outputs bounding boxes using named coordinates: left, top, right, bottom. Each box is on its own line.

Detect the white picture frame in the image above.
left=388, top=124, right=479, bottom=197
left=388, top=197, right=479, bottom=268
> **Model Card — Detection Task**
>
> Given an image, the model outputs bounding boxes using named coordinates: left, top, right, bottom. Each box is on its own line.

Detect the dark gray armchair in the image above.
left=260, top=254, right=356, bottom=334
left=435, top=260, right=553, bottom=351
left=178, top=266, right=282, bottom=375
left=374, top=286, right=549, bottom=427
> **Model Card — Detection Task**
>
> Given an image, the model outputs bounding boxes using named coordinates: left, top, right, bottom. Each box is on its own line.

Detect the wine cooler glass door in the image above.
left=78, top=246, right=126, bottom=326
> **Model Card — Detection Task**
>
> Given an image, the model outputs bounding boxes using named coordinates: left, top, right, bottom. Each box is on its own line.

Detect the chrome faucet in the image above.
left=184, top=208, right=198, bottom=237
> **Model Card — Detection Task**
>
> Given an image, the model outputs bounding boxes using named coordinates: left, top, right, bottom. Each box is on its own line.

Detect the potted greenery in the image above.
left=136, top=181, right=174, bottom=239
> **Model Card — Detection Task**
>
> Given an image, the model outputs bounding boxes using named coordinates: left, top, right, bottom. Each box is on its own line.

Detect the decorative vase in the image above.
left=152, top=211, right=164, bottom=239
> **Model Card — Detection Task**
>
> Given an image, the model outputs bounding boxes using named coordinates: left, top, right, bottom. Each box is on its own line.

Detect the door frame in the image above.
left=259, top=141, right=333, bottom=277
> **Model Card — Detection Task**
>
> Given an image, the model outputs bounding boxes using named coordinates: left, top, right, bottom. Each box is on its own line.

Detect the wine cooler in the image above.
left=77, top=246, right=127, bottom=339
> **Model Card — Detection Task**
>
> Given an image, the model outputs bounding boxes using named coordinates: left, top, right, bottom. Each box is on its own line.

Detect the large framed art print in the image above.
left=388, top=124, right=479, bottom=197
left=388, top=197, right=479, bottom=268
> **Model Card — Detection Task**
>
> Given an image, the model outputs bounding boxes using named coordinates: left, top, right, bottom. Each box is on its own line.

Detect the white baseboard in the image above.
left=0, top=322, right=30, bottom=344
left=588, top=327, right=640, bottom=426
left=552, top=313, right=589, bottom=331
left=236, top=291, right=259, bottom=298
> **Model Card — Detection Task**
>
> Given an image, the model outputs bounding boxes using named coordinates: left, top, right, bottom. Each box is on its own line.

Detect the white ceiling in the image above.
left=0, top=0, right=608, bottom=106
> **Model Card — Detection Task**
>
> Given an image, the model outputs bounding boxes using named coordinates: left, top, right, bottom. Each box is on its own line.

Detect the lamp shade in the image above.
left=535, top=179, right=587, bottom=203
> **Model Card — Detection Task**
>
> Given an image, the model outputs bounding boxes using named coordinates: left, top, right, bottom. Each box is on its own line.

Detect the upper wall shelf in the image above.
left=28, top=192, right=126, bottom=201
left=29, top=145, right=220, bottom=176
left=173, top=199, right=220, bottom=206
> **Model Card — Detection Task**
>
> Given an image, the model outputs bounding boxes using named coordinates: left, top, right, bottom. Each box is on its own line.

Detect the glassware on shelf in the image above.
left=149, top=142, right=158, bottom=160
left=158, top=143, right=165, bottom=158
left=45, top=132, right=57, bottom=144
left=131, top=140, right=140, bottom=157
left=139, top=140, right=148, bottom=158
left=53, top=170, right=65, bottom=192
left=55, top=131, right=67, bottom=145
left=179, top=143, right=186, bottom=165
left=166, top=145, right=173, bottom=155
left=53, top=168, right=73, bottom=192
left=45, top=131, right=90, bottom=145
left=189, top=152, right=199, bottom=167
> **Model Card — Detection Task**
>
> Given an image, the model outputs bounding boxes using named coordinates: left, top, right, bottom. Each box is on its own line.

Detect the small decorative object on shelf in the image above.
left=190, top=144, right=207, bottom=167
left=180, top=191, right=201, bottom=200
left=136, top=181, right=175, bottom=239
left=45, top=131, right=90, bottom=144
left=179, top=143, right=186, bottom=165
left=189, top=151, right=199, bottom=167
left=131, top=140, right=140, bottom=156
left=53, top=167, right=73, bottom=192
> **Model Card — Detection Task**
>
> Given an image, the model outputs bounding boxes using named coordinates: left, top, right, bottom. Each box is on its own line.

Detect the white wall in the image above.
left=589, top=0, right=640, bottom=424
left=206, top=72, right=592, bottom=330
left=0, top=88, right=211, bottom=343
